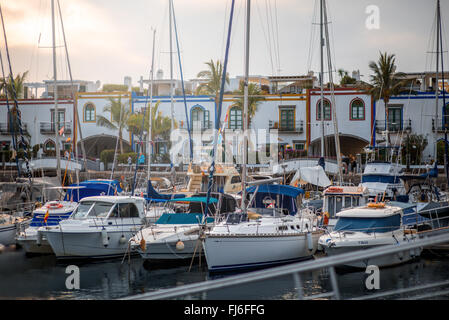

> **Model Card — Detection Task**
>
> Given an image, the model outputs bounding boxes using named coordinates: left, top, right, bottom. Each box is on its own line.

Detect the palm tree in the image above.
left=363, top=52, right=412, bottom=145
left=195, top=59, right=230, bottom=108
left=96, top=96, right=131, bottom=154
left=232, top=80, right=265, bottom=127
left=337, top=68, right=356, bottom=86
left=127, top=101, right=175, bottom=139
left=0, top=71, right=29, bottom=99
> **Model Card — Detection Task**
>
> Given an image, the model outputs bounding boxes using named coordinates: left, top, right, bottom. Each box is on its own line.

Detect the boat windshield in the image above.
left=71, top=201, right=114, bottom=219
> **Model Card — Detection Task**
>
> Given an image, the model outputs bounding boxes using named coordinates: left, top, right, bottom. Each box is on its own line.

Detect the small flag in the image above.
left=43, top=209, right=49, bottom=224
left=59, top=126, right=65, bottom=136
left=66, top=137, right=71, bottom=143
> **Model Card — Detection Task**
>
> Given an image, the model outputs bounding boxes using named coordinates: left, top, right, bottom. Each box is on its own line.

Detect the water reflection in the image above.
left=0, top=247, right=449, bottom=300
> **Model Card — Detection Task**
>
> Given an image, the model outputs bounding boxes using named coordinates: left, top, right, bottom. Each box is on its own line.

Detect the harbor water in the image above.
left=1, top=246, right=449, bottom=300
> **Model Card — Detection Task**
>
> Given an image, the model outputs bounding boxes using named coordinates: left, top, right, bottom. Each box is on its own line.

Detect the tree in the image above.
left=0, top=71, right=29, bottom=99
left=402, top=134, right=428, bottom=165
left=127, top=101, right=175, bottom=140
left=96, top=96, right=131, bottom=154
left=337, top=69, right=357, bottom=86
left=232, top=80, right=265, bottom=127
left=363, top=52, right=412, bottom=145
left=195, top=59, right=230, bottom=108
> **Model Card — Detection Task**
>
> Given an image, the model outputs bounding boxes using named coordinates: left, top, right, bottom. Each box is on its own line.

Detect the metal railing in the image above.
left=375, top=119, right=411, bottom=133
left=0, top=122, right=29, bottom=135
left=269, top=120, right=304, bottom=133
left=120, top=230, right=449, bottom=300
left=40, top=122, right=72, bottom=134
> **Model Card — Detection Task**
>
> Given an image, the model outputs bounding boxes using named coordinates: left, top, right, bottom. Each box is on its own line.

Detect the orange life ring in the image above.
left=367, top=202, right=385, bottom=208
left=45, top=202, right=63, bottom=209
left=326, top=187, right=344, bottom=193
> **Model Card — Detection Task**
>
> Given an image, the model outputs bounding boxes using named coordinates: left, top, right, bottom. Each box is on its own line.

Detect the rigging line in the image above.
left=264, top=0, right=275, bottom=75
left=220, top=0, right=230, bottom=63
left=0, top=45, right=19, bottom=177
left=255, top=0, right=275, bottom=76
left=171, top=0, right=193, bottom=163
left=205, top=0, right=235, bottom=217
left=0, top=4, right=33, bottom=184
left=273, top=0, right=281, bottom=74
left=307, top=0, right=319, bottom=74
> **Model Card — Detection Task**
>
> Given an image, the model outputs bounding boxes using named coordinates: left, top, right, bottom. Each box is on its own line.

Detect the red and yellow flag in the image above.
left=43, top=209, right=49, bottom=224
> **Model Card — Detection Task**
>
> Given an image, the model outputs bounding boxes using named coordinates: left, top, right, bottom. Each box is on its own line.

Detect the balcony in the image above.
left=179, top=120, right=213, bottom=132
left=269, top=120, right=304, bottom=133
left=432, top=118, right=449, bottom=133
left=375, top=119, right=411, bottom=133
left=40, top=122, right=72, bottom=135
left=0, top=122, right=29, bottom=135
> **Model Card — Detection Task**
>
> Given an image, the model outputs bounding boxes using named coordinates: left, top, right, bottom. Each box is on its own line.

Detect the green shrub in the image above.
left=118, top=152, right=137, bottom=164
left=100, top=149, right=116, bottom=165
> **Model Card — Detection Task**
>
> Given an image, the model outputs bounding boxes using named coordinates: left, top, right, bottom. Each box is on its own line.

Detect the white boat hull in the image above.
left=16, top=228, right=53, bottom=254
left=322, top=244, right=422, bottom=269
left=0, top=224, right=16, bottom=246
left=203, top=231, right=322, bottom=272
left=43, top=229, right=138, bottom=259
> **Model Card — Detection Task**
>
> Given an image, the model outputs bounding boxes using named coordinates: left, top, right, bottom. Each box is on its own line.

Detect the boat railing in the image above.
left=120, top=231, right=449, bottom=300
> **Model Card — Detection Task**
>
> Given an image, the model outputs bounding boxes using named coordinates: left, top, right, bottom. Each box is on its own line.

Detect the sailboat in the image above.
left=202, top=0, right=323, bottom=274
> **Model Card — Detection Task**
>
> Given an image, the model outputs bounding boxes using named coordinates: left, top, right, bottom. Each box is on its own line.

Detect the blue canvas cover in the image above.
left=63, top=180, right=123, bottom=202
left=244, top=184, right=304, bottom=215
left=146, top=180, right=185, bottom=200
left=156, top=213, right=214, bottom=224
left=334, top=214, right=401, bottom=233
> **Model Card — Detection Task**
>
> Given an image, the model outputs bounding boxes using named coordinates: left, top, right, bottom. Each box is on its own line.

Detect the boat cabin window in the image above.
left=109, top=203, right=140, bottom=218
left=71, top=201, right=114, bottom=219
left=344, top=196, right=351, bottom=208
left=226, top=213, right=248, bottom=224
left=335, top=197, right=343, bottom=213
left=230, top=175, right=241, bottom=184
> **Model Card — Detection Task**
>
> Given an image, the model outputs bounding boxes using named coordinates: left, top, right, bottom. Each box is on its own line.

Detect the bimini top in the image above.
left=168, top=197, right=218, bottom=204
left=64, top=179, right=123, bottom=202
left=336, top=204, right=403, bottom=218
left=245, top=184, right=305, bottom=198
left=79, top=195, right=145, bottom=204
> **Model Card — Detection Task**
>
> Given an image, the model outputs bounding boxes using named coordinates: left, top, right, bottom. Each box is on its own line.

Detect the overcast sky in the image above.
left=2, top=0, right=449, bottom=88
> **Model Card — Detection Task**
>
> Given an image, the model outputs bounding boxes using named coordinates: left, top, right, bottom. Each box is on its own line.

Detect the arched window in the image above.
left=350, top=98, right=365, bottom=120
left=316, top=99, right=331, bottom=121
left=229, top=106, right=243, bottom=130
left=191, top=105, right=210, bottom=130
left=43, top=139, right=56, bottom=154
left=84, top=103, right=96, bottom=122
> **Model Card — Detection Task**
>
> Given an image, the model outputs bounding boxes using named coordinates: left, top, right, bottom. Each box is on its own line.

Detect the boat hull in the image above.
left=0, top=224, right=16, bottom=246
left=203, top=231, right=322, bottom=273
left=43, top=229, right=137, bottom=260
left=138, top=238, right=200, bottom=260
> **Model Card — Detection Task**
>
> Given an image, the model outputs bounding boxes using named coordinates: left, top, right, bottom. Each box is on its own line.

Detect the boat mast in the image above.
left=241, top=0, right=251, bottom=213
left=169, top=0, right=175, bottom=132
left=437, top=0, right=448, bottom=182
left=323, top=0, right=343, bottom=184
left=148, top=28, right=156, bottom=182
left=319, top=0, right=325, bottom=160
left=435, top=0, right=440, bottom=163
left=51, top=0, right=61, bottom=183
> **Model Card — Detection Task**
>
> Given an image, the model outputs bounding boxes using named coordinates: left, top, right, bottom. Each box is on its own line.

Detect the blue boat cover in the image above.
left=334, top=214, right=401, bottom=233
left=146, top=180, right=185, bottom=200
left=156, top=213, right=214, bottom=224
left=30, top=212, right=73, bottom=227
left=244, top=184, right=304, bottom=215
left=63, top=180, right=123, bottom=202
left=168, top=197, right=218, bottom=203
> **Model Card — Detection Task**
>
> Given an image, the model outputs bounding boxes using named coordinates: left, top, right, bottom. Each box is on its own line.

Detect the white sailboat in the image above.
left=203, top=0, right=323, bottom=273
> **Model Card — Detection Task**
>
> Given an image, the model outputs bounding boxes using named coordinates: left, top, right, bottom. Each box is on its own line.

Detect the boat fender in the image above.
left=398, top=250, right=404, bottom=261
left=119, top=235, right=127, bottom=245
left=36, top=231, right=43, bottom=246
left=307, top=232, right=314, bottom=251
left=176, top=240, right=185, bottom=251
left=101, top=228, right=109, bottom=247
left=140, top=238, right=146, bottom=251
left=0, top=244, right=4, bottom=253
